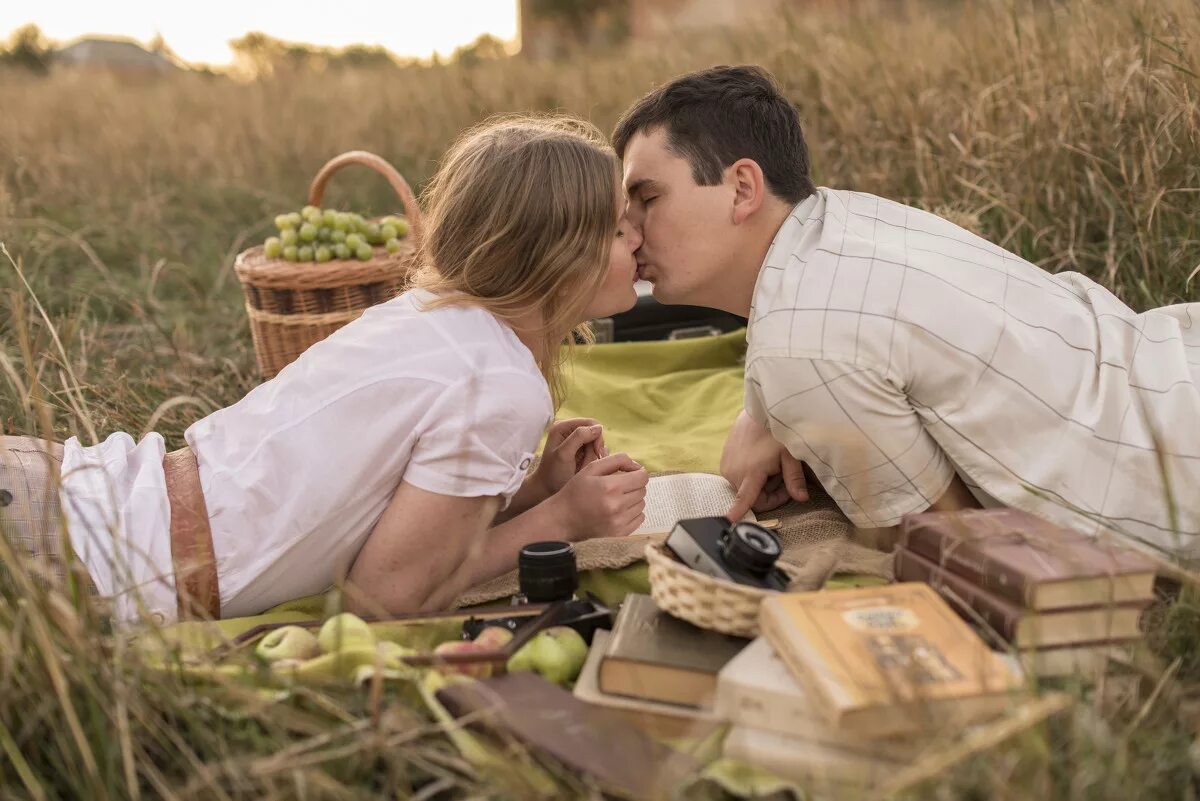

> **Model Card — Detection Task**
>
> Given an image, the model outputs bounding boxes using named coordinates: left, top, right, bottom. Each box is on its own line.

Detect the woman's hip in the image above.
left=0, top=435, right=98, bottom=595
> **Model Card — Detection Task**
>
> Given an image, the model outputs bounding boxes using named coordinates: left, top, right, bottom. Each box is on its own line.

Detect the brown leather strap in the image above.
left=163, top=446, right=220, bottom=620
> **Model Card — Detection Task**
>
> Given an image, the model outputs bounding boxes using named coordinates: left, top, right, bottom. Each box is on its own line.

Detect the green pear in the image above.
left=256, top=625, right=320, bottom=662
left=274, top=647, right=377, bottom=682
left=525, top=633, right=573, bottom=685
left=376, top=640, right=416, bottom=668
left=506, top=642, right=536, bottom=673
left=518, top=626, right=588, bottom=686
left=317, top=613, right=375, bottom=654
left=543, top=626, right=588, bottom=669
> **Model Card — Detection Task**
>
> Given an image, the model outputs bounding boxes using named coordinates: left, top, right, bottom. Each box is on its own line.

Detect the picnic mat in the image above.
left=460, top=329, right=891, bottom=606
left=149, top=329, right=891, bottom=650
left=554, top=327, right=750, bottom=473
left=135, top=329, right=900, bottom=801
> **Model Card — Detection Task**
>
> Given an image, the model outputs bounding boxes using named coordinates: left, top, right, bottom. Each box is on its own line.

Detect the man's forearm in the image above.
left=419, top=495, right=569, bottom=611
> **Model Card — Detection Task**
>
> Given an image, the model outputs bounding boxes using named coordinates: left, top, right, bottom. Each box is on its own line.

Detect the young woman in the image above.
left=3, top=115, right=648, bottom=624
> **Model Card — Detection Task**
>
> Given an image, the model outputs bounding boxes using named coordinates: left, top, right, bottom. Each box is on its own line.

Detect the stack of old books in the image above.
left=722, top=581, right=1029, bottom=794
left=896, top=508, right=1158, bottom=677
left=570, top=509, right=1149, bottom=794
left=572, top=592, right=744, bottom=739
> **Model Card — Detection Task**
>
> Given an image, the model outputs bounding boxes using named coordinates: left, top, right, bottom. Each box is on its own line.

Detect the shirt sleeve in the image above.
left=403, top=369, right=551, bottom=509
left=745, top=355, right=955, bottom=528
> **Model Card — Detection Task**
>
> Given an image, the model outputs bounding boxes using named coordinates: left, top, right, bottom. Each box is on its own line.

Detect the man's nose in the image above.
left=629, top=225, right=644, bottom=251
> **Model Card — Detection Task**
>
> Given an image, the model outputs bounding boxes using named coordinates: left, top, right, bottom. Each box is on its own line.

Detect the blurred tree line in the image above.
left=1, top=24, right=53, bottom=73
left=0, top=23, right=511, bottom=78
left=228, top=31, right=510, bottom=77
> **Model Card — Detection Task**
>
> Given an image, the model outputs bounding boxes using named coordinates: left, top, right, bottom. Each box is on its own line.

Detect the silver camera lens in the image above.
left=720, top=522, right=782, bottom=574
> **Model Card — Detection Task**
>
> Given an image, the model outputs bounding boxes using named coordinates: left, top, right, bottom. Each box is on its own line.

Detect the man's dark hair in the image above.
left=612, top=64, right=815, bottom=204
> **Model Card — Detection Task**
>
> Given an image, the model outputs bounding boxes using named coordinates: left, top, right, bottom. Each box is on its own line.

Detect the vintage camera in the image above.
left=461, top=540, right=612, bottom=645
left=665, top=517, right=790, bottom=591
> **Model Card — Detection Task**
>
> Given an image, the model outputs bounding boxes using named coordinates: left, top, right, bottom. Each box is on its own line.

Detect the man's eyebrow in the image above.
left=625, top=178, right=662, bottom=197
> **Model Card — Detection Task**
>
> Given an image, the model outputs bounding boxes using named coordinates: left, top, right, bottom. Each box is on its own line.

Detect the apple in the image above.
left=472, top=626, right=514, bottom=650
left=256, top=625, right=321, bottom=662
left=433, top=639, right=494, bottom=679
left=317, top=613, right=375, bottom=654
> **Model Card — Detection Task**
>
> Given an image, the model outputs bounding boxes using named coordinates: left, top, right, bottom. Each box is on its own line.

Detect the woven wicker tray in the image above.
left=644, top=541, right=802, bottom=638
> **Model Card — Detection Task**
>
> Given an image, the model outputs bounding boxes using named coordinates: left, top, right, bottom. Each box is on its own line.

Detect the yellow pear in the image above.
left=256, top=625, right=320, bottom=662
left=317, top=613, right=375, bottom=654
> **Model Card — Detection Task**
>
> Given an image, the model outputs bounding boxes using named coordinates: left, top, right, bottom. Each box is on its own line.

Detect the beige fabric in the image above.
left=454, top=475, right=893, bottom=608
left=0, top=435, right=97, bottom=595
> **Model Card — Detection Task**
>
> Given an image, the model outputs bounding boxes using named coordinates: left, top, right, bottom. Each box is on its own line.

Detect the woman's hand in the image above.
left=533, top=417, right=609, bottom=497
left=551, top=452, right=648, bottom=540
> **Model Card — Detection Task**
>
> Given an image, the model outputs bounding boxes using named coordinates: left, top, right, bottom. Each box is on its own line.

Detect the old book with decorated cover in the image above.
left=759, top=583, right=1023, bottom=737
left=715, top=636, right=922, bottom=760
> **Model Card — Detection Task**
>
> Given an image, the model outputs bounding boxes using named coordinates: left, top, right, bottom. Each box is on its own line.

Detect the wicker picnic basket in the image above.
left=644, top=541, right=805, bottom=638
left=233, top=151, right=424, bottom=379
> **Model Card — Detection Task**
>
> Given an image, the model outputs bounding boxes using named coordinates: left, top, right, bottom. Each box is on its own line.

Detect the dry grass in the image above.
left=1, top=0, right=1198, bottom=797
left=2, top=0, right=1198, bottom=442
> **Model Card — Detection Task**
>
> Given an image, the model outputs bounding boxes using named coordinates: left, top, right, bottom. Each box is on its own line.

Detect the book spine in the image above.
left=758, top=602, right=843, bottom=728
left=901, top=526, right=1033, bottom=607
left=895, top=548, right=1023, bottom=643
left=719, top=680, right=813, bottom=733
left=719, top=682, right=920, bottom=759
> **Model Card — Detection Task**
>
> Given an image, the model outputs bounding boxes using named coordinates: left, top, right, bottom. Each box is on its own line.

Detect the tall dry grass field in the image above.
left=0, top=0, right=1198, bottom=798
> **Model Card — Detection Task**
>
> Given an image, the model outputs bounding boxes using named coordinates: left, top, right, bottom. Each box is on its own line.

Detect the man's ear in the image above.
left=728, top=158, right=766, bottom=225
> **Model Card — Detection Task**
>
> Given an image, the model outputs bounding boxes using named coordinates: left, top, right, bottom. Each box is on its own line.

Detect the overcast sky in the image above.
left=1, top=1, right=519, bottom=65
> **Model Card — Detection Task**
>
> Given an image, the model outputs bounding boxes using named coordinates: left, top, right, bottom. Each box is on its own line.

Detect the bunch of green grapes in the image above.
left=262, top=206, right=411, bottom=263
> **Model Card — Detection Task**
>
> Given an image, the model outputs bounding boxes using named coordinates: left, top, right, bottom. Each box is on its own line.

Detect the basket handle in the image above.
left=307, top=150, right=423, bottom=240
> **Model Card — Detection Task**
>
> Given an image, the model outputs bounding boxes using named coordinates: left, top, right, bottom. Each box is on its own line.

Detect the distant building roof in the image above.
left=56, top=37, right=177, bottom=71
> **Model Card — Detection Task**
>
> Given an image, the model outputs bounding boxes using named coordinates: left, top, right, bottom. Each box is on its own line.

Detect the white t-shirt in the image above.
left=60, top=289, right=554, bottom=623
left=746, top=189, right=1200, bottom=559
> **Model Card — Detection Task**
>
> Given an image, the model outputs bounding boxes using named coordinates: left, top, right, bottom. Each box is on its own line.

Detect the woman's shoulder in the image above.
left=372, top=288, right=543, bottom=377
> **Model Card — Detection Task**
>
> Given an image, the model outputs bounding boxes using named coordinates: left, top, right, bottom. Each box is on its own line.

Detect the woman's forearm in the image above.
left=419, top=494, right=570, bottom=611
left=492, top=469, right=551, bottom=523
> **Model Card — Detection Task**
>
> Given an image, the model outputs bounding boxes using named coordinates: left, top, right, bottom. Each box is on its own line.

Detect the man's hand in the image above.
left=721, top=409, right=809, bottom=522
left=534, top=418, right=609, bottom=497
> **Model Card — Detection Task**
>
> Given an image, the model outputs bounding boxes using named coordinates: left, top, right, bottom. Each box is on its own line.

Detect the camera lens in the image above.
left=518, top=541, right=578, bottom=602
left=720, top=522, right=782, bottom=575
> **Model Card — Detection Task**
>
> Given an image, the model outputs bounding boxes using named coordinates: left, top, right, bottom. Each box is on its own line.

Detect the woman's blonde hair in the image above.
left=410, top=114, right=620, bottom=407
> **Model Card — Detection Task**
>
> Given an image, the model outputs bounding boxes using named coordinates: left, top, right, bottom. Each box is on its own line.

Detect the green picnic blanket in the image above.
left=152, top=329, right=752, bottom=658
left=137, top=330, right=822, bottom=799
left=555, top=328, right=748, bottom=473
left=150, top=328, right=890, bottom=657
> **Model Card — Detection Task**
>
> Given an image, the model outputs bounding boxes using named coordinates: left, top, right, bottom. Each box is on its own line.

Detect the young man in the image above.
left=614, top=64, right=1200, bottom=557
